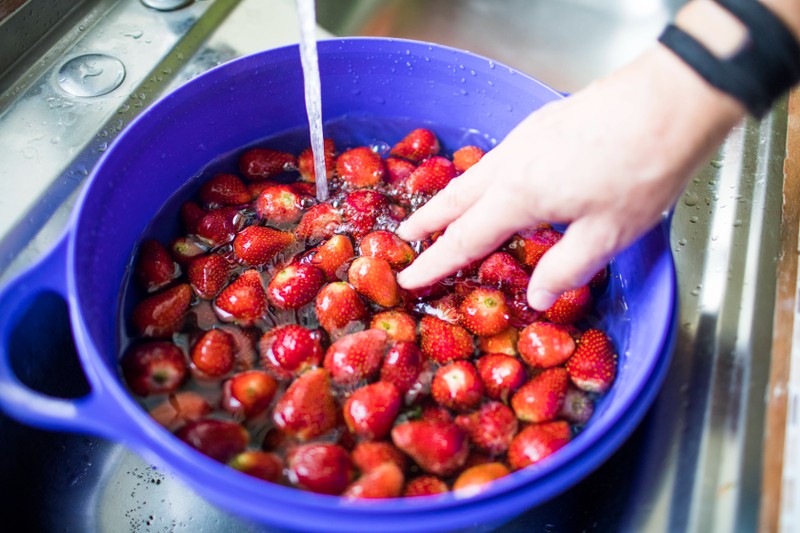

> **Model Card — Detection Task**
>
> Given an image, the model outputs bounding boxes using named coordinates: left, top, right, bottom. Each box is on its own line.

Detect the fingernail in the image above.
left=395, top=221, right=410, bottom=239
left=529, top=289, right=557, bottom=311
left=396, top=269, right=411, bottom=288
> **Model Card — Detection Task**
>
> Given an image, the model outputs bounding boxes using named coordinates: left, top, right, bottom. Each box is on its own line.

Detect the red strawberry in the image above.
left=391, top=420, right=469, bottom=476
left=343, top=462, right=404, bottom=499
left=255, top=184, right=303, bottom=224
left=198, top=173, right=251, bottom=207
left=452, top=145, right=485, bottom=173
left=169, top=236, right=207, bottom=267
left=217, top=325, right=259, bottom=370
left=232, top=225, right=295, bottom=266
left=403, top=156, right=456, bottom=196
left=560, top=386, right=595, bottom=424
left=477, top=252, right=529, bottom=295
left=380, top=341, right=423, bottom=395
left=544, top=285, right=592, bottom=324
left=358, top=230, right=417, bottom=269
left=336, top=146, right=386, bottom=188
left=229, top=450, right=283, bottom=482
left=136, top=240, right=179, bottom=292
left=404, top=476, right=449, bottom=497
left=272, top=368, right=338, bottom=440
left=246, top=179, right=277, bottom=201
left=344, top=381, right=402, bottom=440
left=351, top=441, right=408, bottom=473
left=476, top=327, right=519, bottom=356
left=384, top=157, right=416, bottom=185
left=122, top=341, right=187, bottom=396
left=191, top=328, right=235, bottom=377
left=390, top=128, right=440, bottom=163
left=287, top=443, right=354, bottom=495
left=455, top=401, right=518, bottom=455
left=419, top=316, right=474, bottom=364
left=315, top=282, right=369, bottom=336
left=323, top=329, right=389, bottom=387
left=298, top=138, right=336, bottom=182
left=475, top=353, right=526, bottom=402
left=424, top=293, right=463, bottom=324
left=348, top=256, right=400, bottom=307
left=221, top=370, right=278, bottom=418
left=565, top=328, right=617, bottom=393
left=431, top=360, right=484, bottom=411
left=342, top=189, right=389, bottom=239
left=511, top=367, right=570, bottom=423
left=507, top=420, right=571, bottom=470
left=453, top=462, right=510, bottom=494
left=132, top=283, right=192, bottom=337
left=371, top=310, right=417, bottom=343
left=259, top=324, right=323, bottom=379
left=239, top=148, right=296, bottom=180
left=419, top=402, right=454, bottom=424
left=176, top=418, right=249, bottom=463
left=311, top=234, right=354, bottom=280
left=187, top=254, right=230, bottom=299
left=518, top=322, right=576, bottom=368
left=149, top=391, right=211, bottom=430
left=459, top=287, right=510, bottom=336
left=196, top=206, right=241, bottom=246
left=290, top=181, right=317, bottom=197
left=509, top=226, right=562, bottom=269
left=295, top=202, right=344, bottom=242
left=180, top=201, right=206, bottom=234
left=507, top=292, right=542, bottom=328
left=214, top=269, right=267, bottom=326
left=267, top=263, right=326, bottom=309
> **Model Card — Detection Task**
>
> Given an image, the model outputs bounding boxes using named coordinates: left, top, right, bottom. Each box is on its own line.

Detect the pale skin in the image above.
left=396, top=0, right=800, bottom=311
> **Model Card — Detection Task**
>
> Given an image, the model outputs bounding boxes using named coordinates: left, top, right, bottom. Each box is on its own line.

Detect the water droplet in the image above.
left=683, top=192, right=699, bottom=207
left=124, top=29, right=144, bottom=39
left=689, top=215, right=699, bottom=223
left=678, top=238, right=687, bottom=246
left=733, top=218, right=742, bottom=227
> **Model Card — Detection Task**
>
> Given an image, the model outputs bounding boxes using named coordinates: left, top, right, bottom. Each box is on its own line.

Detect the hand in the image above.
left=396, top=45, right=744, bottom=310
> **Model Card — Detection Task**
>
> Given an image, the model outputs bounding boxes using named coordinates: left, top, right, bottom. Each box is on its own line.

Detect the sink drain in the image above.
left=140, top=0, right=194, bottom=11
left=56, top=54, right=126, bottom=97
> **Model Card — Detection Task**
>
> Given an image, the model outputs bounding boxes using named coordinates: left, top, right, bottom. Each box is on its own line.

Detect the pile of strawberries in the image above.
left=121, top=127, right=617, bottom=499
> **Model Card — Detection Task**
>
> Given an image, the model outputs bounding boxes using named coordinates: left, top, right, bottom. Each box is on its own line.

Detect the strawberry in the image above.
left=298, top=138, right=336, bottom=182
left=217, top=324, right=259, bottom=370
left=323, top=329, right=389, bottom=387
left=389, top=128, right=440, bottom=163
left=344, top=381, right=402, bottom=440
left=507, top=420, right=571, bottom=470
left=431, top=360, right=484, bottom=411
left=295, top=202, right=344, bottom=242
left=220, top=370, right=277, bottom=419
left=544, top=285, right=592, bottom=324
left=343, top=462, right=404, bottom=499
left=403, top=475, right=449, bottom=497
left=229, top=450, right=283, bottom=482
left=477, top=252, right=529, bottom=295
left=559, top=386, right=595, bottom=425
left=517, top=322, right=576, bottom=368
left=272, top=368, right=338, bottom=440
left=565, top=328, right=617, bottom=393
left=246, top=179, right=277, bottom=201
left=351, top=441, right=408, bottom=473
left=311, top=234, right=354, bottom=280
left=214, top=269, right=267, bottom=326
left=121, top=341, right=187, bottom=396
left=380, top=341, right=423, bottom=395
left=348, top=256, right=400, bottom=307
left=180, top=201, right=206, bottom=234
left=149, top=391, right=211, bottom=430
left=136, top=239, right=180, bottom=292
left=403, top=156, right=456, bottom=196
left=315, top=282, right=369, bottom=336
left=452, top=462, right=510, bottom=494
left=454, top=401, right=518, bottom=455
left=258, top=324, right=323, bottom=379
left=391, top=420, right=469, bottom=476
left=239, top=147, right=296, bottom=180
left=509, top=226, right=562, bottom=269
left=187, top=254, right=230, bottom=299
left=384, top=157, right=416, bottom=185
left=255, top=184, right=303, bottom=224
left=358, top=230, right=416, bottom=269
left=196, top=206, right=241, bottom=246
left=371, top=310, right=417, bottom=343
left=511, top=367, right=570, bottom=423
left=198, top=173, right=251, bottom=207
left=507, top=292, right=542, bottom=328
left=342, top=189, right=389, bottom=239
left=290, top=181, right=317, bottom=197
left=132, top=283, right=192, bottom=337
left=176, top=418, right=249, bottom=463
left=423, top=293, right=463, bottom=324
left=452, top=145, right=485, bottom=173
left=287, top=443, right=354, bottom=495
left=232, top=225, right=294, bottom=266
left=419, top=316, right=474, bottom=364
left=267, top=263, right=326, bottom=309
left=419, top=402, right=454, bottom=424
left=169, top=236, right=207, bottom=267
left=476, top=327, right=519, bottom=356
left=475, top=353, right=526, bottom=402
left=336, top=146, right=386, bottom=188
left=191, top=328, right=235, bottom=377
left=459, top=287, right=510, bottom=336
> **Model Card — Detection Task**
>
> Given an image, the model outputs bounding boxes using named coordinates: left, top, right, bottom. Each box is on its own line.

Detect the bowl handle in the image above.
left=0, top=233, right=120, bottom=438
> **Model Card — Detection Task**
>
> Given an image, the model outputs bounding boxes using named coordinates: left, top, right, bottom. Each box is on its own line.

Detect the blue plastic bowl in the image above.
left=0, top=38, right=676, bottom=532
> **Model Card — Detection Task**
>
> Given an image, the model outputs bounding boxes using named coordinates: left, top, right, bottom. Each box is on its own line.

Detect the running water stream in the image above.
left=295, top=0, right=329, bottom=202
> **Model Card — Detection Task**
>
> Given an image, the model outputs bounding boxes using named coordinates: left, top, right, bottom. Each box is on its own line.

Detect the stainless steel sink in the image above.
left=0, top=0, right=787, bottom=531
